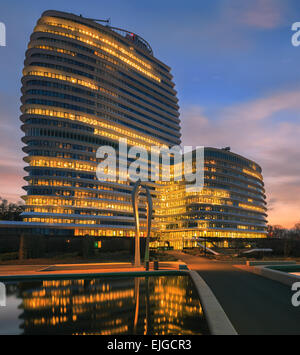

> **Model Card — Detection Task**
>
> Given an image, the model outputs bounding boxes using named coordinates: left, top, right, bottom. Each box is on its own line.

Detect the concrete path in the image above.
left=172, top=251, right=300, bottom=335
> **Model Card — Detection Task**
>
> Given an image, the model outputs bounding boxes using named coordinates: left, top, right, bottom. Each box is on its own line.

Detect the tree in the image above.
left=294, top=222, right=300, bottom=231
left=0, top=197, right=24, bottom=221
left=268, top=225, right=287, bottom=238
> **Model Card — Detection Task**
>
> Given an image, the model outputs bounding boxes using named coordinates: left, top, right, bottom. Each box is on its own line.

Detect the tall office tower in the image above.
left=156, top=148, right=268, bottom=249
left=21, top=10, right=181, bottom=237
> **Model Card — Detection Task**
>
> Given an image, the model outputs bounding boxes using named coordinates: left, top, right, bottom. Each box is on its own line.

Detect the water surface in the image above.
left=0, top=275, right=208, bottom=335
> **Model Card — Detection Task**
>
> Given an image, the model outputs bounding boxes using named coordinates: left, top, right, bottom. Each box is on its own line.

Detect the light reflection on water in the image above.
left=0, top=275, right=208, bottom=335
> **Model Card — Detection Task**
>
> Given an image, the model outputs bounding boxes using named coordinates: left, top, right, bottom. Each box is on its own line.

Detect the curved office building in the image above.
left=20, top=10, right=181, bottom=237
left=156, top=147, right=268, bottom=249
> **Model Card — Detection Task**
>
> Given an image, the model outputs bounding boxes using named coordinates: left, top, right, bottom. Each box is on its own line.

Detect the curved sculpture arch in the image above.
left=132, top=180, right=153, bottom=267
left=0, top=282, right=6, bottom=307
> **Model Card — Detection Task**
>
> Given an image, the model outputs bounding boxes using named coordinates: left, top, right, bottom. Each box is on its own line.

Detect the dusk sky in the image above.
left=0, top=0, right=300, bottom=228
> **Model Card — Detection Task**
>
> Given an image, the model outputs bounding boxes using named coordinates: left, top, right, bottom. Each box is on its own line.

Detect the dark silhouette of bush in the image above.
left=0, top=197, right=24, bottom=221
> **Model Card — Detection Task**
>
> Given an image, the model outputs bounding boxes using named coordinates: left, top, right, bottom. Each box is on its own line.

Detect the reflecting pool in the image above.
left=0, top=275, right=208, bottom=335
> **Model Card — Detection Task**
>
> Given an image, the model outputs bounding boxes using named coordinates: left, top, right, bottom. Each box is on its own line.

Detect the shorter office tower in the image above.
left=154, top=147, right=268, bottom=249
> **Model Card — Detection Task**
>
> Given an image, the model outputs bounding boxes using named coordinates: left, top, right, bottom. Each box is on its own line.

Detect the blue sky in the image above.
left=0, top=0, right=300, bottom=227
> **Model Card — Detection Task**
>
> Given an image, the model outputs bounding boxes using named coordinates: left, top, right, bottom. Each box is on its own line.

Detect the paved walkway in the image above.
left=171, top=251, right=300, bottom=335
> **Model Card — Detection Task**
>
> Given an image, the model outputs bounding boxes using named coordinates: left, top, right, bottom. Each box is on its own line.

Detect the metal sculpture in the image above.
left=0, top=282, right=5, bottom=307
left=132, top=180, right=153, bottom=267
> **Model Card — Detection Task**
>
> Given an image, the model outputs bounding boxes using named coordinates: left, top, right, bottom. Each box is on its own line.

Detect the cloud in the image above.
left=181, top=89, right=300, bottom=228
left=224, top=91, right=300, bottom=123
left=0, top=164, right=24, bottom=203
left=224, top=0, right=285, bottom=29
left=0, top=93, right=25, bottom=203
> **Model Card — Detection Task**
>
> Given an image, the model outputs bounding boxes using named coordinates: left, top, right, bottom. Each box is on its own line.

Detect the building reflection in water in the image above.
left=8, top=276, right=208, bottom=335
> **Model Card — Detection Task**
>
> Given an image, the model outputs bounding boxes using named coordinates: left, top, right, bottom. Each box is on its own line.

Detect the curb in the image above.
left=235, top=264, right=300, bottom=287
left=189, top=270, right=237, bottom=335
